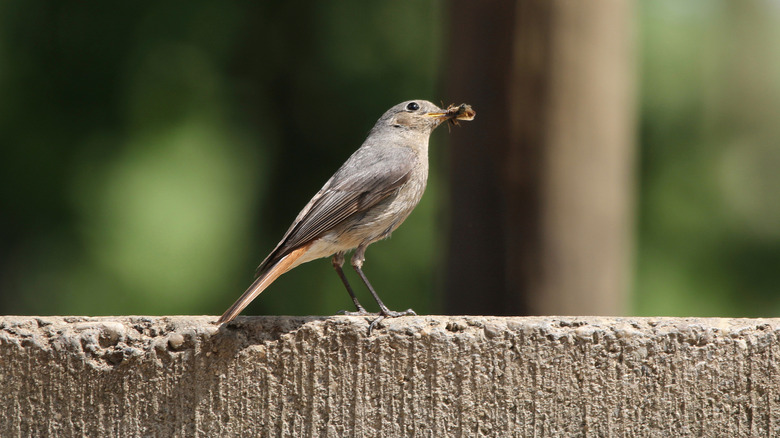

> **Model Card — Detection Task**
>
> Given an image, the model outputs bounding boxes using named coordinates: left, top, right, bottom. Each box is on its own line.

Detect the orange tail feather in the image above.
left=217, top=244, right=311, bottom=324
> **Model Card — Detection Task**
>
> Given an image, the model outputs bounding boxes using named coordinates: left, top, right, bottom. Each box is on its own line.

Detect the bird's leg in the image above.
left=351, top=247, right=416, bottom=333
left=332, top=252, right=375, bottom=316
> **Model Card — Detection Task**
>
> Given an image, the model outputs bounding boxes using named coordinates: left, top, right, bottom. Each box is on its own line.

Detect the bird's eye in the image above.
left=406, top=102, right=420, bottom=111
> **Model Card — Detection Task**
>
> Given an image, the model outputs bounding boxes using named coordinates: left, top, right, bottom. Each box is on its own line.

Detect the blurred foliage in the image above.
left=0, top=1, right=778, bottom=318
left=0, top=1, right=445, bottom=316
left=636, top=1, right=780, bottom=316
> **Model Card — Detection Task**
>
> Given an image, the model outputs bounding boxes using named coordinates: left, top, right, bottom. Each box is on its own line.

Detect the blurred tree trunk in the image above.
left=443, top=0, right=635, bottom=316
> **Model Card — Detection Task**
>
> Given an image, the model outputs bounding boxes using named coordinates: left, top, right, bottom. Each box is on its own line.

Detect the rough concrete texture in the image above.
left=1, top=316, right=779, bottom=437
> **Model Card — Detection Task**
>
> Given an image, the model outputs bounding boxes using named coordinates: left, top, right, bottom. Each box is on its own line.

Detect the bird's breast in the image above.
left=337, top=160, right=429, bottom=248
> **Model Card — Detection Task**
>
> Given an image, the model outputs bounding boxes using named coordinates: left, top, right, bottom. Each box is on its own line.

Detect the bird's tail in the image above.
left=217, top=244, right=311, bottom=324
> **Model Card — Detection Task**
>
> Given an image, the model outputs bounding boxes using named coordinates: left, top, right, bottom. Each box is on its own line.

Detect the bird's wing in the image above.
left=255, top=145, right=417, bottom=275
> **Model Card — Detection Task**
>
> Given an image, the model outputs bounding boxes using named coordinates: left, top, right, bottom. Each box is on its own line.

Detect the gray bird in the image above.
left=218, top=100, right=475, bottom=328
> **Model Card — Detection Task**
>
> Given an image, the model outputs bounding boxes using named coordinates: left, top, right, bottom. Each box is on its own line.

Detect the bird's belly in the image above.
left=289, top=235, right=355, bottom=268
left=341, top=176, right=427, bottom=245
left=287, top=174, right=428, bottom=270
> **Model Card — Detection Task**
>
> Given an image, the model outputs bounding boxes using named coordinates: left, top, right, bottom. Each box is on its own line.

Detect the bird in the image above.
left=217, top=100, right=475, bottom=329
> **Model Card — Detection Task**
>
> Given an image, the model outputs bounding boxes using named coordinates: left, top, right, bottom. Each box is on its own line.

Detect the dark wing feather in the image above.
left=255, top=145, right=417, bottom=276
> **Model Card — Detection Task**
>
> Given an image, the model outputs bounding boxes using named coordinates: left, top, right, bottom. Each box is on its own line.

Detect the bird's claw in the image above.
left=367, top=308, right=416, bottom=335
left=368, top=316, right=385, bottom=335
left=382, top=308, right=416, bottom=318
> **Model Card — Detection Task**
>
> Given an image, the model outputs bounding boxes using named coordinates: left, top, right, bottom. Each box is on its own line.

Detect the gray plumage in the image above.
left=218, top=100, right=472, bottom=326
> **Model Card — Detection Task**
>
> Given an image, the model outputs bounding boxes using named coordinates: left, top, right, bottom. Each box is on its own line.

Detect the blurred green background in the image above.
left=0, top=1, right=778, bottom=317
left=636, top=1, right=780, bottom=316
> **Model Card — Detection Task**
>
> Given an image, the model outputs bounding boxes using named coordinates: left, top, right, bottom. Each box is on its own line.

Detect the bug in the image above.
left=445, top=103, right=476, bottom=127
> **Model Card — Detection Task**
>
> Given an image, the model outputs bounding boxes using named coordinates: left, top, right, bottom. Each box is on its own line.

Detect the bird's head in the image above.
left=376, top=100, right=475, bottom=135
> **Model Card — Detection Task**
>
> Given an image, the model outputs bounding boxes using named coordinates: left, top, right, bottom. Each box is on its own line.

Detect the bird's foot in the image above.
left=382, top=308, right=416, bottom=318
left=367, top=308, right=416, bottom=335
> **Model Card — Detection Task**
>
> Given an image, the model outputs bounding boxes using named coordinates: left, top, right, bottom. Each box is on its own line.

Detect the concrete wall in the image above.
left=1, top=315, right=778, bottom=436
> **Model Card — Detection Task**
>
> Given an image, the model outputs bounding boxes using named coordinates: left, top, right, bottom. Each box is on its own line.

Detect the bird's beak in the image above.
left=424, top=111, right=451, bottom=126
left=424, top=111, right=450, bottom=123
